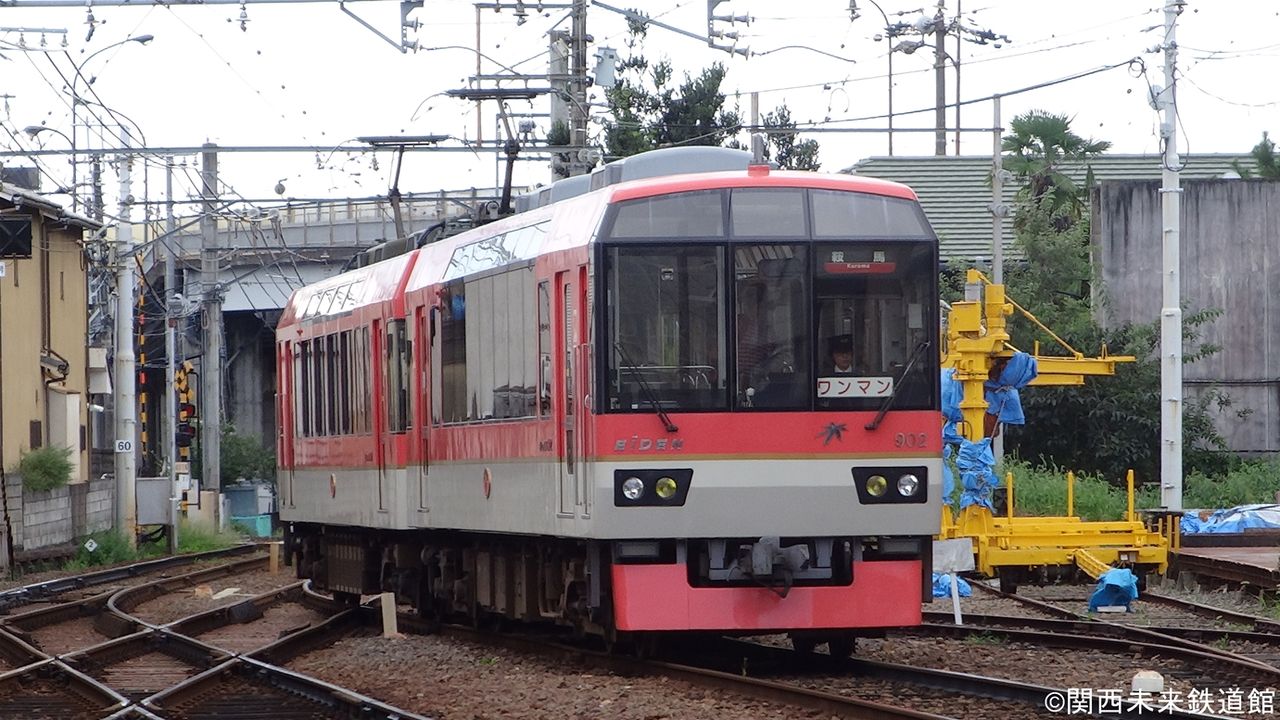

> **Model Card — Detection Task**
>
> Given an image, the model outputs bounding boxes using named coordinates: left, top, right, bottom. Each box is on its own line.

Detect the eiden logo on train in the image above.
left=613, top=437, right=685, bottom=452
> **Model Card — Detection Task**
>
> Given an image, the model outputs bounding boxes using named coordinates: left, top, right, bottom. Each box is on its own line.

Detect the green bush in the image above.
left=64, top=530, right=152, bottom=571
left=176, top=520, right=240, bottom=554
left=220, top=428, right=276, bottom=486
left=18, top=445, right=73, bottom=493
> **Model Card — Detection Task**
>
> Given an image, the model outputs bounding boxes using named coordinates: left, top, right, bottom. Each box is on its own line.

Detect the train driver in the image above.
left=828, top=334, right=856, bottom=374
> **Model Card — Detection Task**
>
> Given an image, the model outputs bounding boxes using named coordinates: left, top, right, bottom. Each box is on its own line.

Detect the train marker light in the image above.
left=866, top=475, right=888, bottom=497
left=622, top=477, right=645, bottom=501
left=655, top=476, right=678, bottom=499
left=897, top=474, right=920, bottom=497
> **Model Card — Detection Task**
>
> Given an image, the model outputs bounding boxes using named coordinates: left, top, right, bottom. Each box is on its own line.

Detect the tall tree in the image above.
left=603, top=16, right=749, bottom=160
left=1001, top=110, right=1110, bottom=227
left=1232, top=132, right=1280, bottom=179
left=761, top=104, right=820, bottom=171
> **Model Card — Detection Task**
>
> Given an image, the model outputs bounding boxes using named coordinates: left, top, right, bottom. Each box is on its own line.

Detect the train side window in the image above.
left=537, top=280, right=551, bottom=416
left=310, top=337, right=323, bottom=436
left=339, top=331, right=352, bottom=435
left=298, top=340, right=310, bottom=437
left=521, top=267, right=537, bottom=418
left=357, top=326, right=371, bottom=433
left=326, top=334, right=338, bottom=435
left=386, top=320, right=411, bottom=433
left=441, top=281, right=468, bottom=423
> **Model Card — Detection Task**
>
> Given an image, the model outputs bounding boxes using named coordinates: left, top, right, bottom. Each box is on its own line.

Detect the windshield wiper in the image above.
left=865, top=341, right=932, bottom=432
left=613, top=342, right=679, bottom=433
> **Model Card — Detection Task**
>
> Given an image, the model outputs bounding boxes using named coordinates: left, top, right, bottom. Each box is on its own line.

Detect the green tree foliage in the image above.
left=603, top=18, right=741, bottom=157
left=1001, top=110, right=1110, bottom=228
left=996, top=203, right=1240, bottom=482
left=761, top=104, right=820, bottom=170
left=17, top=445, right=73, bottom=492
left=220, top=427, right=276, bottom=486
left=1232, top=131, right=1280, bottom=179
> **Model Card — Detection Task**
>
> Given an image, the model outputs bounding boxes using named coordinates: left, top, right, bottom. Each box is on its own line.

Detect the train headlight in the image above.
left=622, top=477, right=645, bottom=501
left=897, top=474, right=920, bottom=497
left=655, top=476, right=678, bottom=500
left=866, top=474, right=888, bottom=497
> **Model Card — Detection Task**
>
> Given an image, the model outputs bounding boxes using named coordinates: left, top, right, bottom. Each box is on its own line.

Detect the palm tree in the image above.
left=1002, top=111, right=1111, bottom=227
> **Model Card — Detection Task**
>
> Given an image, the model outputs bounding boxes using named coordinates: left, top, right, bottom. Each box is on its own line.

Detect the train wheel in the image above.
left=826, top=635, right=856, bottom=659
left=998, top=571, right=1019, bottom=595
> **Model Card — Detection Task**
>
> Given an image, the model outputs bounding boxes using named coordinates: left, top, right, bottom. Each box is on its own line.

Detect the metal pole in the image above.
left=887, top=45, right=894, bottom=155
left=200, top=145, right=223, bottom=511
left=954, top=0, right=961, bottom=156
left=90, top=157, right=103, bottom=222
left=933, top=1, right=947, bottom=156
left=113, top=131, right=137, bottom=550
left=1159, top=0, right=1184, bottom=511
left=992, top=94, right=1004, bottom=284
left=165, top=157, right=179, bottom=552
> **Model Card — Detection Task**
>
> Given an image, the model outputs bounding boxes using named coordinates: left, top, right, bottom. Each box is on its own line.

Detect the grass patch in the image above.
left=964, top=631, right=1006, bottom=645
left=174, top=520, right=240, bottom=554
left=998, top=457, right=1280, bottom=519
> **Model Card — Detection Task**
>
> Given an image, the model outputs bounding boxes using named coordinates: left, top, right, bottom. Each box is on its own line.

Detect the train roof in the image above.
left=278, top=250, right=417, bottom=329
left=603, top=167, right=919, bottom=203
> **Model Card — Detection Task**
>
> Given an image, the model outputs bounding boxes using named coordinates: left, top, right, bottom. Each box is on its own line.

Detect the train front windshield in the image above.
left=602, top=187, right=939, bottom=413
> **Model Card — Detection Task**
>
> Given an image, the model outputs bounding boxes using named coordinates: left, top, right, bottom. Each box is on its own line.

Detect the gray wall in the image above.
left=1093, top=179, right=1280, bottom=454
left=0, top=476, right=116, bottom=567
left=225, top=312, right=278, bottom=449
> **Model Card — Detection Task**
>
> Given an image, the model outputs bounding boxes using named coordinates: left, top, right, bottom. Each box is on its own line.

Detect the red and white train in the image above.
left=277, top=147, right=942, bottom=653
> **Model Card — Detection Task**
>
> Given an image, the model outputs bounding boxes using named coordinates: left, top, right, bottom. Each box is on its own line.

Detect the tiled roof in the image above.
left=845, top=154, right=1249, bottom=260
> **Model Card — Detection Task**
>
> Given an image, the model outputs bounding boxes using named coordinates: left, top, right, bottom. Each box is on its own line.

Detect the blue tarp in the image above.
left=984, top=353, right=1039, bottom=424
left=1181, top=505, right=1280, bottom=534
left=931, top=572, right=972, bottom=598
left=1088, top=568, right=1139, bottom=612
left=957, top=437, right=998, bottom=510
left=942, top=354, right=1038, bottom=510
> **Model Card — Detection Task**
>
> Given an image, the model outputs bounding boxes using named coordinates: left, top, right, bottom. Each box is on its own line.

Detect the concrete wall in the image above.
left=0, top=476, right=116, bottom=567
left=225, top=312, right=278, bottom=448
left=22, top=484, right=73, bottom=551
left=1093, top=179, right=1280, bottom=454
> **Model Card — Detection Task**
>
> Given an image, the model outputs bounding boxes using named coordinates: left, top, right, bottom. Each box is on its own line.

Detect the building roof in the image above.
left=0, top=182, right=102, bottom=232
left=844, top=154, right=1249, bottom=260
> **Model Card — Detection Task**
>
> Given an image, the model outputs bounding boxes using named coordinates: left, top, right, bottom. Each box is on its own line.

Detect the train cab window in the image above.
left=810, top=190, right=931, bottom=238
left=813, top=242, right=937, bottom=410
left=439, top=281, right=468, bottom=423
left=734, top=245, right=810, bottom=409
left=608, top=190, right=724, bottom=238
left=606, top=245, right=728, bottom=412
left=730, top=188, right=807, bottom=238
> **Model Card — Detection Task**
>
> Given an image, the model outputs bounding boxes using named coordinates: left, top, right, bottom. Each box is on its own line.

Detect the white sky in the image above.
left=0, top=0, right=1277, bottom=218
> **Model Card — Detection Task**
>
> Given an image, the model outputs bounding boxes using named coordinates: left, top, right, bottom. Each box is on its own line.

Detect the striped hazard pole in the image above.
left=137, top=292, right=147, bottom=465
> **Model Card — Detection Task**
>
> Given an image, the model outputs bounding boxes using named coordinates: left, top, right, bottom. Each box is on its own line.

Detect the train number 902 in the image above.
left=894, top=432, right=928, bottom=448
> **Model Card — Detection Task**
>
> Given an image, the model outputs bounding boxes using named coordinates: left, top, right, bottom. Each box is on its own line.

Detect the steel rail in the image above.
left=106, top=555, right=269, bottom=629
left=0, top=656, right=129, bottom=718
left=140, top=655, right=433, bottom=720
left=922, top=610, right=1279, bottom=674
left=0, top=543, right=261, bottom=614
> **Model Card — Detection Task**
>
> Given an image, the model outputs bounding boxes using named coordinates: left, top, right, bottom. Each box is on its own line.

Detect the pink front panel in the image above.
left=611, top=560, right=922, bottom=631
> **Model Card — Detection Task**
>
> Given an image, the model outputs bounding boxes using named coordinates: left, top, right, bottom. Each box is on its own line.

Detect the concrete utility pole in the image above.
left=1159, top=0, right=1185, bottom=511
left=164, top=158, right=180, bottom=552
left=933, top=0, right=947, bottom=156
left=200, top=145, right=223, bottom=503
left=113, top=134, right=137, bottom=550
left=568, top=0, right=589, bottom=176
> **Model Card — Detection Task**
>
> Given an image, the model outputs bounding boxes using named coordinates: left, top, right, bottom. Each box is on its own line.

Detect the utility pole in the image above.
left=200, top=144, right=223, bottom=509
left=991, top=94, right=1005, bottom=284
left=113, top=132, right=137, bottom=550
left=90, top=158, right=104, bottom=222
left=164, top=158, right=180, bottom=552
left=568, top=0, right=589, bottom=176
left=1159, top=0, right=1184, bottom=511
left=933, top=0, right=947, bottom=156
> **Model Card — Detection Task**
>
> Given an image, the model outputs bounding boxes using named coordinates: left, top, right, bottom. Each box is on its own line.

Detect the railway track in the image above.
left=0, top=548, right=426, bottom=719
left=956, top=581, right=1280, bottom=674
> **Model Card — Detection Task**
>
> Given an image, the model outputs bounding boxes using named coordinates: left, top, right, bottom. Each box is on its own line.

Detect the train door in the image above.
left=414, top=305, right=431, bottom=512
left=575, top=264, right=590, bottom=519
left=280, top=341, right=296, bottom=508
left=556, top=271, right=577, bottom=516
left=372, top=319, right=389, bottom=511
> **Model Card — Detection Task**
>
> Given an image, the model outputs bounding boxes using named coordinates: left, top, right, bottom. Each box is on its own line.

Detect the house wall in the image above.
left=1093, top=179, right=1280, bottom=454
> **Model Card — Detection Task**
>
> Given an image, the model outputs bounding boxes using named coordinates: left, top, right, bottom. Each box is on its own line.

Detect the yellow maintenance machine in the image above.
left=940, top=270, right=1170, bottom=592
